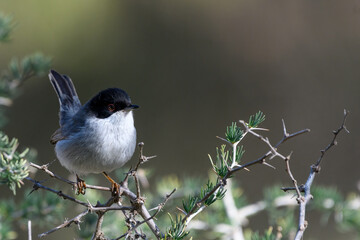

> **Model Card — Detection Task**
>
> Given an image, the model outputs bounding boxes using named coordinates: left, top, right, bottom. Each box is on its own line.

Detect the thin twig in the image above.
left=134, top=142, right=156, bottom=172
left=281, top=121, right=302, bottom=201
left=284, top=154, right=302, bottom=202
left=25, top=177, right=89, bottom=207
left=38, top=209, right=89, bottom=238
left=29, top=162, right=111, bottom=192
left=281, top=121, right=303, bottom=200
left=134, top=173, right=142, bottom=200
left=280, top=185, right=305, bottom=192
left=89, top=205, right=134, bottom=212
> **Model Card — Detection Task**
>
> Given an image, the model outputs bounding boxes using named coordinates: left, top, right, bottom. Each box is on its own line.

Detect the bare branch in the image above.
left=284, top=153, right=302, bottom=202
left=281, top=185, right=305, bottom=192
left=26, top=177, right=89, bottom=207
left=29, top=162, right=111, bottom=192
left=134, top=142, right=156, bottom=172
left=92, top=212, right=106, bottom=240
left=38, top=209, right=89, bottom=238
left=293, top=110, right=349, bottom=240
left=314, top=109, right=349, bottom=167
left=89, top=205, right=133, bottom=212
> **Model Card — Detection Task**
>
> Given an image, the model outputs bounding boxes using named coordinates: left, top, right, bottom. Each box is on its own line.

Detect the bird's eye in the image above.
left=107, top=103, right=115, bottom=112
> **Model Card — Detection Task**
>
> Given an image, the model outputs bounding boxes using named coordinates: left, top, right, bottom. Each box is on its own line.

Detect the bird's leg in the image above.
left=102, top=172, right=120, bottom=197
left=76, top=174, right=86, bottom=195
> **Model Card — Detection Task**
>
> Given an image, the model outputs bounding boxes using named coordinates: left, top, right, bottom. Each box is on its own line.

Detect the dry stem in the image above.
left=292, top=109, right=349, bottom=240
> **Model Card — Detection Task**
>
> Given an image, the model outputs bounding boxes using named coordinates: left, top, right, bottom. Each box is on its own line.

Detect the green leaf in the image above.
left=209, top=145, right=229, bottom=178
left=225, top=122, right=243, bottom=143
left=248, top=111, right=266, bottom=128
left=164, top=214, right=189, bottom=240
left=182, top=196, right=198, bottom=214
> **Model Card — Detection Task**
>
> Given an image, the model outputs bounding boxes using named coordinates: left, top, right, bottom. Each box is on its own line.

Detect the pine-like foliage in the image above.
left=0, top=132, right=29, bottom=194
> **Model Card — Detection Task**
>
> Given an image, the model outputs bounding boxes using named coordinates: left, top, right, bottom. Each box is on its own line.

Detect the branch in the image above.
left=26, top=177, right=89, bottom=207
left=115, top=188, right=176, bottom=240
left=38, top=209, right=89, bottom=238
left=29, top=162, right=111, bottom=192
left=293, top=109, right=349, bottom=240
left=182, top=119, right=310, bottom=226
left=231, top=125, right=310, bottom=173
left=92, top=212, right=106, bottom=240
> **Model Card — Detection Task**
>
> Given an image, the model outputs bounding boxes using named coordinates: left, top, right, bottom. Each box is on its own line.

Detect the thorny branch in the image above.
left=181, top=119, right=310, bottom=226
left=25, top=143, right=173, bottom=240
left=116, top=188, right=176, bottom=240
left=38, top=210, right=89, bottom=238
left=281, top=109, right=349, bottom=240
left=29, top=162, right=111, bottom=192
left=26, top=177, right=89, bottom=207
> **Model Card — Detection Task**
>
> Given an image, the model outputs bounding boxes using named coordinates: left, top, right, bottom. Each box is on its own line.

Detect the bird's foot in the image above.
left=76, top=174, right=86, bottom=195
left=102, top=172, right=121, bottom=197
left=111, top=182, right=120, bottom=197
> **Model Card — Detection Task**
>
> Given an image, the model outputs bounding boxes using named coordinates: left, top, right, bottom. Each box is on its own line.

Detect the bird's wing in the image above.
left=49, top=70, right=82, bottom=126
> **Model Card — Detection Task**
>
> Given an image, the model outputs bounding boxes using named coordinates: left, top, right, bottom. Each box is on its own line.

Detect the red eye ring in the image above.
left=107, top=103, right=115, bottom=112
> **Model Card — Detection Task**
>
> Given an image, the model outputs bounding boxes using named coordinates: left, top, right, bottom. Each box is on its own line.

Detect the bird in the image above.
left=48, top=69, right=138, bottom=195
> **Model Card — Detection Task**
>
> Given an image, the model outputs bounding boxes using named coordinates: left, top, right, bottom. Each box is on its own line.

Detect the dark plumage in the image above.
left=88, top=88, right=135, bottom=119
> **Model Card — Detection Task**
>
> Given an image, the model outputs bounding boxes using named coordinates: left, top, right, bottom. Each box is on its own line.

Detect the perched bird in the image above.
left=49, top=69, right=138, bottom=194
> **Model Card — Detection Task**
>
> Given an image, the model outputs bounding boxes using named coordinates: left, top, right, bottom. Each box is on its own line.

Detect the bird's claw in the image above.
left=103, top=172, right=121, bottom=197
left=111, top=182, right=121, bottom=197
left=76, top=174, right=86, bottom=195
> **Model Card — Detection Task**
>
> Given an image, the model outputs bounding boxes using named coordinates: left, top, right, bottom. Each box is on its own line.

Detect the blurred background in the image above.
left=1, top=0, right=359, bottom=239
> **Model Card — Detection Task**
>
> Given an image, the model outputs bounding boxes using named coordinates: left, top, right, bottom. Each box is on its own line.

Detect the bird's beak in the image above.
left=124, top=104, right=139, bottom=111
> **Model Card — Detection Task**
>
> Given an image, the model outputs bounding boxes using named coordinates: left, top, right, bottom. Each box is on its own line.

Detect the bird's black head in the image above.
left=88, top=88, right=139, bottom=119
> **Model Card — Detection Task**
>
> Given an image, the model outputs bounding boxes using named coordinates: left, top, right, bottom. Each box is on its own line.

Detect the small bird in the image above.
left=48, top=69, right=138, bottom=195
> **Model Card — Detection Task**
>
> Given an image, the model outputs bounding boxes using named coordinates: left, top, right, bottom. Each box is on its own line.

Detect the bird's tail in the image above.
left=49, top=70, right=81, bottom=125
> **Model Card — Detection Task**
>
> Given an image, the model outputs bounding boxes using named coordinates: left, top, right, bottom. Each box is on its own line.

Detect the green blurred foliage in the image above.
left=0, top=13, right=14, bottom=42
left=0, top=190, right=64, bottom=240
left=248, top=227, right=278, bottom=240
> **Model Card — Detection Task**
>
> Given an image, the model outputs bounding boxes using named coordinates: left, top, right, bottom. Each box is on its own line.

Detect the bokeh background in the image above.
left=1, top=1, right=360, bottom=239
